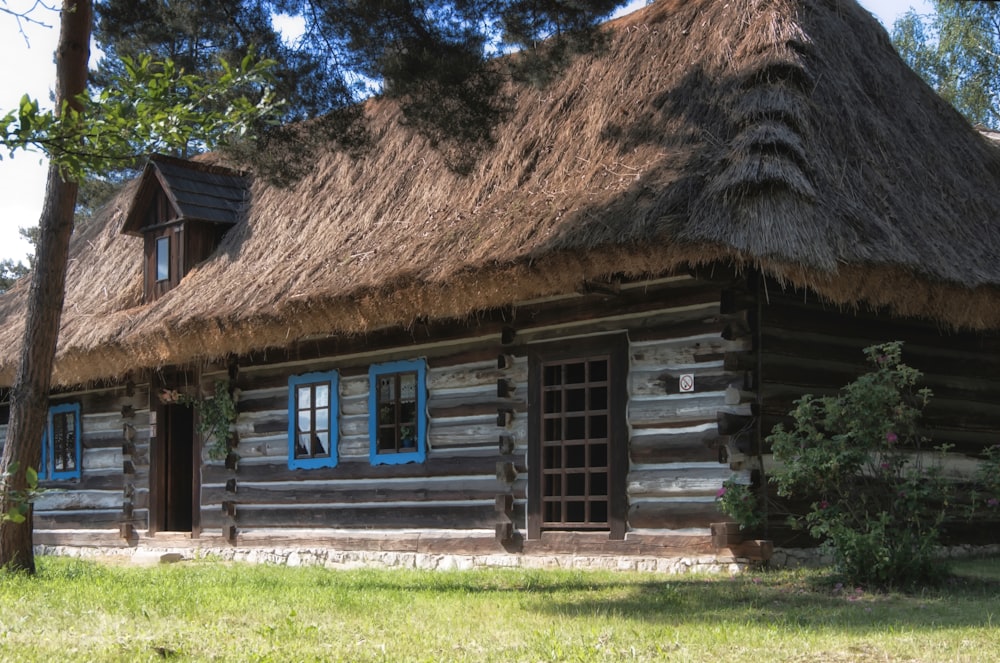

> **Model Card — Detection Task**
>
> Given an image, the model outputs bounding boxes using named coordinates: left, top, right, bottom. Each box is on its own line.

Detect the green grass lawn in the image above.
left=0, top=556, right=997, bottom=662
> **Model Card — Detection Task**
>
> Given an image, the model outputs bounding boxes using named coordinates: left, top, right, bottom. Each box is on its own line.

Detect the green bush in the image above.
left=716, top=478, right=763, bottom=531
left=766, top=342, right=949, bottom=589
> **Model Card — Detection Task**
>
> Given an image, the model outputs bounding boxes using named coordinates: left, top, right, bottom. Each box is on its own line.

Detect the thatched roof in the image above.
left=2, top=0, right=1000, bottom=387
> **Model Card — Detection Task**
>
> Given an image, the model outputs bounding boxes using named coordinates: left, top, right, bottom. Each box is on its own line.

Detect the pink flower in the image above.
left=716, top=487, right=727, bottom=498
left=988, top=498, right=999, bottom=508
left=819, top=500, right=829, bottom=510
left=886, top=431, right=898, bottom=444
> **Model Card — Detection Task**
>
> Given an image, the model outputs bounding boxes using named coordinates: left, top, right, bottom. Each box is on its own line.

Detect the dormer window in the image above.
left=121, top=154, right=249, bottom=303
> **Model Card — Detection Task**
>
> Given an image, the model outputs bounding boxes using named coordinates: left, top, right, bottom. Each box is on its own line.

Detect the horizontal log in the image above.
left=210, top=503, right=496, bottom=530
left=428, top=361, right=527, bottom=393
left=760, top=294, right=1000, bottom=356
left=205, top=455, right=527, bottom=484
left=84, top=447, right=124, bottom=471
left=630, top=334, right=740, bottom=368
left=629, top=429, right=722, bottom=464
left=84, top=430, right=131, bottom=450
left=34, top=530, right=128, bottom=548
left=237, top=392, right=286, bottom=414
left=721, top=539, right=773, bottom=561
left=234, top=529, right=504, bottom=555
left=203, top=480, right=511, bottom=507
left=522, top=530, right=716, bottom=556
left=627, top=467, right=731, bottom=498
left=629, top=370, right=733, bottom=398
left=628, top=499, right=725, bottom=529
left=430, top=419, right=526, bottom=450
left=34, top=509, right=126, bottom=529
left=626, top=307, right=755, bottom=344
left=429, top=400, right=525, bottom=420
left=232, top=434, right=286, bottom=460
left=629, top=393, right=732, bottom=428
left=41, top=472, right=123, bottom=491
left=75, top=384, right=148, bottom=414
left=761, top=298, right=1000, bottom=366
left=34, top=490, right=122, bottom=511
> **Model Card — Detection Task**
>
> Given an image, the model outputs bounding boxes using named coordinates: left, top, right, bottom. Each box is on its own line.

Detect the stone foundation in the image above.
left=35, top=543, right=751, bottom=574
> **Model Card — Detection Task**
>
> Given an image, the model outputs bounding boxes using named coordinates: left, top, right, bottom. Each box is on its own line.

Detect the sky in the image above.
left=0, top=0, right=933, bottom=264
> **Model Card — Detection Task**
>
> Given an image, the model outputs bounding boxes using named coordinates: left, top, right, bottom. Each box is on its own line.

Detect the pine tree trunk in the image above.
left=0, top=0, right=92, bottom=573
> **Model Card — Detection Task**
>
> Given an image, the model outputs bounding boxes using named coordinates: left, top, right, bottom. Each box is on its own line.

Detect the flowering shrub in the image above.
left=970, top=444, right=1000, bottom=515
left=767, top=341, right=950, bottom=589
left=715, top=478, right=763, bottom=530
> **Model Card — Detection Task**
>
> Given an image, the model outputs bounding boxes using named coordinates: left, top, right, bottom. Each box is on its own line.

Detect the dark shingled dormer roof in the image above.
left=121, top=154, right=249, bottom=236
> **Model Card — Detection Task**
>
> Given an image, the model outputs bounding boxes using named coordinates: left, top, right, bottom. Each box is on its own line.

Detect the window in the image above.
left=369, top=359, right=427, bottom=465
left=41, top=403, right=81, bottom=481
left=528, top=337, right=627, bottom=539
left=156, top=236, right=170, bottom=281
left=288, top=371, right=339, bottom=470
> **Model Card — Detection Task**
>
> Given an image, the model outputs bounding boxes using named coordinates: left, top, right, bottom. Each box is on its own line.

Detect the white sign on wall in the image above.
left=679, top=374, right=695, bottom=393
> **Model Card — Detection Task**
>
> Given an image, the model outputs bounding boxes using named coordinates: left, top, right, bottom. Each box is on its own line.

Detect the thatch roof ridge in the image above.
left=2, top=0, right=1000, bottom=388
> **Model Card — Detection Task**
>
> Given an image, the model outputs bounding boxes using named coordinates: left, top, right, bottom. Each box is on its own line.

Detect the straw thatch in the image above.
left=2, top=0, right=1000, bottom=387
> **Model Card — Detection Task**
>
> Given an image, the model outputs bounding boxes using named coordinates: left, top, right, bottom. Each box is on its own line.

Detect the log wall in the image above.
left=747, top=285, right=1000, bottom=546
left=18, top=383, right=151, bottom=545
left=21, top=274, right=764, bottom=558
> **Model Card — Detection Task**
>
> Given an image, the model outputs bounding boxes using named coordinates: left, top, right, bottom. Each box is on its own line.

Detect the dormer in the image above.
left=121, top=154, right=249, bottom=303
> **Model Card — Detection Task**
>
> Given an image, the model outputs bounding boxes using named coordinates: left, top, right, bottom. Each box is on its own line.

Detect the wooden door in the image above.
left=152, top=403, right=196, bottom=533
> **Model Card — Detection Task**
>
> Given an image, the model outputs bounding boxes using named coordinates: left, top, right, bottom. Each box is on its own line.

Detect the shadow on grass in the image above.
left=523, top=560, right=1000, bottom=633
left=24, top=555, right=1000, bottom=637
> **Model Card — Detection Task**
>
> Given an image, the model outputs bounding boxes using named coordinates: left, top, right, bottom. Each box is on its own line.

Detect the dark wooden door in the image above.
left=153, top=404, right=195, bottom=532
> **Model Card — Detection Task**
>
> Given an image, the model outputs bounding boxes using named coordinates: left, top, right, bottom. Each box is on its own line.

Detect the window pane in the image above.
left=156, top=237, right=169, bottom=281
left=588, top=359, right=608, bottom=382
left=400, top=373, right=416, bottom=401
left=295, top=432, right=311, bottom=458
left=565, top=362, right=586, bottom=384
left=543, top=390, right=561, bottom=414
left=297, top=411, right=311, bottom=434
left=589, top=415, right=608, bottom=439
left=311, top=431, right=329, bottom=456
left=315, top=407, right=329, bottom=432
left=298, top=386, right=311, bottom=410
left=379, top=377, right=394, bottom=404
left=565, top=416, right=585, bottom=440
left=314, top=384, right=329, bottom=406
left=52, top=412, right=75, bottom=472
left=565, top=388, right=586, bottom=413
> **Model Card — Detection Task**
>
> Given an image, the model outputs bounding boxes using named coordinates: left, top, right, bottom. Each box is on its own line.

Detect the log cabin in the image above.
left=0, top=0, right=999, bottom=569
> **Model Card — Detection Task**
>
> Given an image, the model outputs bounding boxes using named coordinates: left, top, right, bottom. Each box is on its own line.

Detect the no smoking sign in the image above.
left=679, top=374, right=695, bottom=393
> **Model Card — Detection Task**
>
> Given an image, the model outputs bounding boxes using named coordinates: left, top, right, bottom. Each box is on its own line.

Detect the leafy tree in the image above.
left=0, top=260, right=30, bottom=294
left=893, top=1, right=1000, bottom=129
left=92, top=0, right=628, bottom=175
left=0, top=228, right=38, bottom=294
left=0, top=0, right=626, bottom=575
left=0, top=0, right=279, bottom=573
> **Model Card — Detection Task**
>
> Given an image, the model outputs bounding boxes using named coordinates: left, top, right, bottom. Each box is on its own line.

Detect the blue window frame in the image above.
left=41, top=403, right=82, bottom=481
left=288, top=371, right=339, bottom=470
left=369, top=359, right=427, bottom=465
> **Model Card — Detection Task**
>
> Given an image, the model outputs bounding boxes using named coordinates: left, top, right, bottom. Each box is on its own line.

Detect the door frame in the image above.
left=149, top=369, right=202, bottom=536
